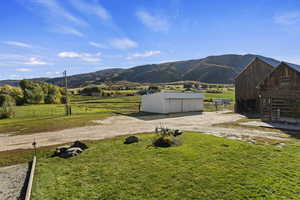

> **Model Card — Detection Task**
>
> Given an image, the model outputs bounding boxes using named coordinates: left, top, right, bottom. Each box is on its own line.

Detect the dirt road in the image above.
left=0, top=111, right=287, bottom=152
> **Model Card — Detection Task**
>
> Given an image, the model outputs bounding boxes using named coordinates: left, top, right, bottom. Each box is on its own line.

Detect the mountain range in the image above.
left=0, top=54, right=292, bottom=88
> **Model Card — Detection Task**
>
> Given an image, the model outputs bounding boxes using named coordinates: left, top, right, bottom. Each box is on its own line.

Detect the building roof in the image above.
left=234, top=57, right=274, bottom=80
left=256, top=61, right=300, bottom=89
left=145, top=92, right=203, bottom=99
left=283, top=62, right=300, bottom=72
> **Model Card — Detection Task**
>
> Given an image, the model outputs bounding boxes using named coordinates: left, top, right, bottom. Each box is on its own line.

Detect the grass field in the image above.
left=204, top=91, right=235, bottom=101
left=0, top=95, right=140, bottom=135
left=0, top=91, right=235, bottom=135
left=32, top=132, right=300, bottom=200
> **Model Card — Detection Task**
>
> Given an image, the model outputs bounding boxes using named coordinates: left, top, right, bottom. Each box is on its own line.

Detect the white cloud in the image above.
left=22, top=0, right=87, bottom=37
left=32, top=0, right=87, bottom=26
left=127, top=50, right=161, bottom=59
left=69, top=0, right=111, bottom=21
left=89, top=41, right=107, bottom=48
left=0, top=54, right=48, bottom=66
left=24, top=57, right=48, bottom=65
left=274, top=11, right=300, bottom=25
left=0, top=54, right=26, bottom=60
left=3, top=41, right=32, bottom=48
left=16, top=68, right=32, bottom=72
left=58, top=51, right=102, bottom=62
left=136, top=10, right=170, bottom=32
left=110, top=38, right=138, bottom=49
left=55, top=25, right=84, bottom=37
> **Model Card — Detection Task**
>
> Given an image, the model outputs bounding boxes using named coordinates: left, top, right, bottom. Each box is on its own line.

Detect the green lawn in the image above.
left=204, top=91, right=235, bottom=101
left=32, top=132, right=300, bottom=200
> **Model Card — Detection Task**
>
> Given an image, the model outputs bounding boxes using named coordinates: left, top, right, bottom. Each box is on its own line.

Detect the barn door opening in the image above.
left=237, top=99, right=258, bottom=113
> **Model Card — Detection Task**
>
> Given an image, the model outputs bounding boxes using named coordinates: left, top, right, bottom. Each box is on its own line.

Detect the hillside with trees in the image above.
left=0, top=54, right=287, bottom=88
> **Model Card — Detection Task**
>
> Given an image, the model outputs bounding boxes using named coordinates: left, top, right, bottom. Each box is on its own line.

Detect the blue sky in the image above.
left=1, top=0, right=300, bottom=80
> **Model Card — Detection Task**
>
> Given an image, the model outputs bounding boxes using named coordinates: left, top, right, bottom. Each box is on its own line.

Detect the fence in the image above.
left=203, top=103, right=234, bottom=112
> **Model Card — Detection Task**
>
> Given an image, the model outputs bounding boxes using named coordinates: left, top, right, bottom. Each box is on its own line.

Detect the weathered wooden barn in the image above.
left=235, top=57, right=274, bottom=113
left=257, top=62, right=300, bottom=123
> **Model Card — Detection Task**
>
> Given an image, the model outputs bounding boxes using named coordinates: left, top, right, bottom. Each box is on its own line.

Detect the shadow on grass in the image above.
left=238, top=112, right=261, bottom=119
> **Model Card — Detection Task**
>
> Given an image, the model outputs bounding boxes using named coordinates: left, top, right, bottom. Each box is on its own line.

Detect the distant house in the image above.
left=140, top=92, right=203, bottom=114
left=235, top=57, right=273, bottom=113
left=258, top=62, right=300, bottom=123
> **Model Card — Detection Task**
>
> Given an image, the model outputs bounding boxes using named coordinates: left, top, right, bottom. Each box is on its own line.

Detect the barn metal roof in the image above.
left=234, top=57, right=274, bottom=80
left=256, top=61, right=300, bottom=89
left=284, top=62, right=300, bottom=72
left=145, top=92, right=203, bottom=99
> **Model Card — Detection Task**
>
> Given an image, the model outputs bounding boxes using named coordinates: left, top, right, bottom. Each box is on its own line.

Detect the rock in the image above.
left=173, top=130, right=183, bottom=137
left=52, top=141, right=87, bottom=158
left=221, top=144, right=229, bottom=147
left=59, top=147, right=83, bottom=158
left=275, top=143, right=286, bottom=148
left=52, top=146, right=69, bottom=157
left=70, top=141, right=88, bottom=150
left=124, top=136, right=139, bottom=144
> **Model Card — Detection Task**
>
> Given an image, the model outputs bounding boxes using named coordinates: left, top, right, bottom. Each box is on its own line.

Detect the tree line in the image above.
left=0, top=80, right=64, bottom=118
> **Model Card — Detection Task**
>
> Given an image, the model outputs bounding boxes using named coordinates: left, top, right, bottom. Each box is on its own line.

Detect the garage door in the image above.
left=168, top=99, right=182, bottom=113
left=183, top=99, right=199, bottom=112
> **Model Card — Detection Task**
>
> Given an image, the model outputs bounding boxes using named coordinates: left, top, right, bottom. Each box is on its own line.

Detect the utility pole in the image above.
left=63, top=70, right=71, bottom=116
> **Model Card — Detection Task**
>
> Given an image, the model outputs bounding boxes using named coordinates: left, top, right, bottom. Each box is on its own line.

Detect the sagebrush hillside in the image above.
left=0, top=54, right=284, bottom=88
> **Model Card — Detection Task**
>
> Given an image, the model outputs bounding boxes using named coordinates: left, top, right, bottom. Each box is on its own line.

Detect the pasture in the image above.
left=0, top=95, right=140, bottom=135
left=0, top=90, right=234, bottom=136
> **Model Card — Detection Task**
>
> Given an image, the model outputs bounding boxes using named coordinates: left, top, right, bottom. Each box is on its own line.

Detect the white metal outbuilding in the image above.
left=140, top=92, right=203, bottom=114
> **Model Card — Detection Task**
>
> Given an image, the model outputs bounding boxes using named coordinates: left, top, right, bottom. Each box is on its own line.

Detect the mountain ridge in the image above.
left=0, top=54, right=294, bottom=88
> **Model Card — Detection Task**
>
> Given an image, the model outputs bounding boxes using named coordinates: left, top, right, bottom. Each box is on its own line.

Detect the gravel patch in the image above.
left=240, top=121, right=300, bottom=131
left=0, top=164, right=28, bottom=200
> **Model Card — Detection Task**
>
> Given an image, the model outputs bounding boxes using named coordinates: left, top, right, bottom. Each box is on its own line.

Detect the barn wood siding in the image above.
left=259, top=63, right=300, bottom=122
left=235, top=58, right=273, bottom=113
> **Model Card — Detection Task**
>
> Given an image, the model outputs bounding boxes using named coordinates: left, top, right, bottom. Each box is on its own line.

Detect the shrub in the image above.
left=206, top=90, right=223, bottom=94
left=148, top=85, right=161, bottom=93
left=20, top=80, right=63, bottom=104
left=45, top=85, right=62, bottom=104
left=0, top=94, right=16, bottom=107
left=0, top=94, right=15, bottom=119
left=24, top=87, right=44, bottom=104
left=80, top=86, right=102, bottom=96
left=152, top=127, right=182, bottom=148
left=0, top=85, right=24, bottom=105
left=153, top=135, right=181, bottom=147
left=183, top=83, right=194, bottom=89
left=20, top=80, right=44, bottom=104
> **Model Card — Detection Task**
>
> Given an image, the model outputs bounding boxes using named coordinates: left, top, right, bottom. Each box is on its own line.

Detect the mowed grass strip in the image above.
left=32, top=132, right=300, bottom=200
left=0, top=144, right=63, bottom=167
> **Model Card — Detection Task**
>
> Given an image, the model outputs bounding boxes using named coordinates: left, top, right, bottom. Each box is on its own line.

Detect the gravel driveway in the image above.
left=0, top=164, right=28, bottom=200
left=0, top=111, right=288, bottom=152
